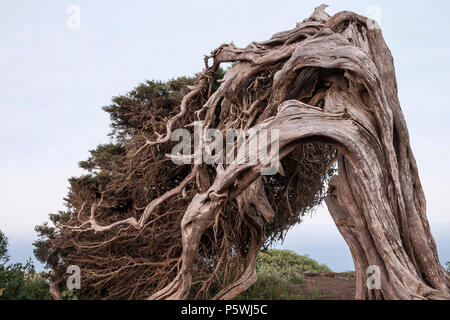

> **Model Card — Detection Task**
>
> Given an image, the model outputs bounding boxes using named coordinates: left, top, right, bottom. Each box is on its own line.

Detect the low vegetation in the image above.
left=2, top=222, right=447, bottom=300
left=237, top=249, right=330, bottom=300
left=2, top=227, right=332, bottom=300
left=0, top=230, right=50, bottom=300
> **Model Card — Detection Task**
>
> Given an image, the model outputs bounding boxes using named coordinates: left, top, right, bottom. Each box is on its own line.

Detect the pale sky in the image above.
left=1, top=0, right=449, bottom=271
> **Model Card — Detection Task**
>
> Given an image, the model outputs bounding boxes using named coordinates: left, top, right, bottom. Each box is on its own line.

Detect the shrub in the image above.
left=61, top=289, right=79, bottom=300
left=0, top=259, right=51, bottom=300
left=236, top=249, right=330, bottom=300
left=0, top=230, right=51, bottom=300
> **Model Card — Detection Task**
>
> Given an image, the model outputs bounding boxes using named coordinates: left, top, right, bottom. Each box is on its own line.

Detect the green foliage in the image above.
left=103, top=76, right=197, bottom=139
left=102, top=70, right=225, bottom=142
left=79, top=143, right=125, bottom=172
left=236, top=249, right=330, bottom=300
left=257, top=249, right=330, bottom=277
left=33, top=222, right=58, bottom=268
left=0, top=261, right=51, bottom=300
left=61, top=289, right=78, bottom=300
left=446, top=261, right=450, bottom=272
left=0, top=230, right=51, bottom=300
left=0, top=230, right=8, bottom=262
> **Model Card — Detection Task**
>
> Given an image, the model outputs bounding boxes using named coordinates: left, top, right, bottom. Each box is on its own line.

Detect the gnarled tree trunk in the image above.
left=56, top=5, right=449, bottom=300
left=149, top=7, right=450, bottom=300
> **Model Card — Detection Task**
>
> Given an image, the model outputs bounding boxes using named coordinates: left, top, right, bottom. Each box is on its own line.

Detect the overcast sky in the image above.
left=1, top=0, right=449, bottom=271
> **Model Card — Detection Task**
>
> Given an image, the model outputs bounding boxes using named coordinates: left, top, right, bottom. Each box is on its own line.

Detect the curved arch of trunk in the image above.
left=151, top=97, right=449, bottom=300
left=51, top=5, right=449, bottom=300
left=135, top=8, right=450, bottom=299
left=150, top=8, right=450, bottom=299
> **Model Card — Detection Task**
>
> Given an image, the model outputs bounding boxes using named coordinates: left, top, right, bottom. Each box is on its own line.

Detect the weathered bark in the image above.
left=149, top=6, right=450, bottom=298
left=152, top=94, right=449, bottom=299
left=44, top=278, right=62, bottom=300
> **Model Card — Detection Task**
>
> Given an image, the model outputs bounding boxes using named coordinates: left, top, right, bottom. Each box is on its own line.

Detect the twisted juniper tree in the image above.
left=35, top=6, right=450, bottom=300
